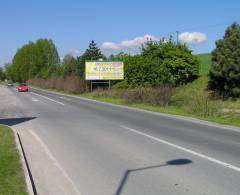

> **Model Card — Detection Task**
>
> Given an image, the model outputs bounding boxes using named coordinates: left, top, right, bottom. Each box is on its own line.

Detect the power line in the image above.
left=178, top=20, right=240, bottom=32
left=161, top=20, right=240, bottom=39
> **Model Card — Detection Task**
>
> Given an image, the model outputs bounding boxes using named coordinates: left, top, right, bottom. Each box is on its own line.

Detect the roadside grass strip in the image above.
left=0, top=125, right=27, bottom=195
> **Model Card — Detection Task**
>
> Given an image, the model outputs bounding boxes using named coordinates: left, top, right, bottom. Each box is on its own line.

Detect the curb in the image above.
left=14, top=128, right=36, bottom=195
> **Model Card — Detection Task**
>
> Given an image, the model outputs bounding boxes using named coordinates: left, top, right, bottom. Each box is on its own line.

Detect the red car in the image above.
left=17, top=84, right=29, bottom=92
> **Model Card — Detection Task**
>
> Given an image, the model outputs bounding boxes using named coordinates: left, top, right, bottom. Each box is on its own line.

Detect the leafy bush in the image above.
left=209, top=22, right=240, bottom=98
left=122, top=39, right=199, bottom=88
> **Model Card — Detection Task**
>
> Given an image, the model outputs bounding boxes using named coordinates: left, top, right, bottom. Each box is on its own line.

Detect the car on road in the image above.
left=7, top=82, right=14, bottom=87
left=17, top=83, right=29, bottom=92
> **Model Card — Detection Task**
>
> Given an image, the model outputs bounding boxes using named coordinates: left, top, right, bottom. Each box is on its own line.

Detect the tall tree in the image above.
left=209, top=22, right=240, bottom=97
left=35, top=39, right=60, bottom=78
left=8, top=39, right=60, bottom=82
left=82, top=40, right=105, bottom=60
left=62, top=54, right=79, bottom=76
left=78, top=40, right=105, bottom=77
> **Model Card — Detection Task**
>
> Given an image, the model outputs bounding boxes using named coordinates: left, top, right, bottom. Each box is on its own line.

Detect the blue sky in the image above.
left=0, top=0, right=239, bottom=66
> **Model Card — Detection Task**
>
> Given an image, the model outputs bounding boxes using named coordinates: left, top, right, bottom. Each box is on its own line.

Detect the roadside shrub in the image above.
left=184, top=90, right=220, bottom=117
left=122, top=88, right=145, bottom=104
left=143, top=85, right=174, bottom=106
left=92, top=86, right=174, bottom=106
left=63, top=76, right=87, bottom=93
left=28, top=75, right=87, bottom=93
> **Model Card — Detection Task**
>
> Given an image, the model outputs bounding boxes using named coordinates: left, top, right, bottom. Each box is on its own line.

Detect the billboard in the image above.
left=85, top=61, right=124, bottom=80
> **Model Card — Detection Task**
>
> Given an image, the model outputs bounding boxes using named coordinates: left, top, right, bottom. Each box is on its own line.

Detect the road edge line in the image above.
left=30, top=92, right=64, bottom=105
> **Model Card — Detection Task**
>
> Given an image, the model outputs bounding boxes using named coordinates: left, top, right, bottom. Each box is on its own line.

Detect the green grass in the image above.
left=171, top=76, right=209, bottom=105
left=30, top=58, right=240, bottom=127
left=80, top=76, right=240, bottom=127
left=0, top=125, right=27, bottom=195
left=196, top=53, right=211, bottom=76
left=31, top=79, right=240, bottom=127
left=81, top=93, right=188, bottom=115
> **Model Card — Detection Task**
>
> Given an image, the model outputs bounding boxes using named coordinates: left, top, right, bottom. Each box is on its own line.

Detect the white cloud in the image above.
left=102, top=42, right=120, bottom=50
left=101, top=34, right=158, bottom=50
left=179, top=32, right=207, bottom=44
left=120, top=34, right=158, bottom=48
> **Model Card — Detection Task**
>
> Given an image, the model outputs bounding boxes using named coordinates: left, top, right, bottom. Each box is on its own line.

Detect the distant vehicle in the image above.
left=17, top=83, right=29, bottom=92
left=7, top=82, right=14, bottom=87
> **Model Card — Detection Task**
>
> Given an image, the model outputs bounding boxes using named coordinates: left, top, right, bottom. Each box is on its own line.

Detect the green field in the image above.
left=196, top=53, right=211, bottom=75
left=0, top=125, right=27, bottom=195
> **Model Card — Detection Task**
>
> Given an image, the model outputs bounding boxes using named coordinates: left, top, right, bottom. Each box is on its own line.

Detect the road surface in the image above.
left=1, top=85, right=240, bottom=195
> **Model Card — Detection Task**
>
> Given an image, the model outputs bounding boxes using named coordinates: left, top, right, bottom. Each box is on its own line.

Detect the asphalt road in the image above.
left=1, top=85, right=240, bottom=195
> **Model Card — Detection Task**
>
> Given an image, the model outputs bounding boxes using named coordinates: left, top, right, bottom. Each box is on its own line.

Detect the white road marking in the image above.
left=60, top=96, right=71, bottom=101
left=29, top=130, right=82, bottom=195
left=31, top=98, right=39, bottom=102
left=120, top=125, right=240, bottom=172
left=30, top=86, right=240, bottom=134
left=30, top=92, right=64, bottom=105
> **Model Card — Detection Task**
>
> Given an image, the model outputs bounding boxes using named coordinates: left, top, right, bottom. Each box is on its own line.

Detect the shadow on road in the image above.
left=115, top=159, right=192, bottom=195
left=0, top=117, right=36, bottom=126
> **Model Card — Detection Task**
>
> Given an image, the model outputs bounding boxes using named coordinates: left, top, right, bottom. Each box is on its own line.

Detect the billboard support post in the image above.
left=90, top=80, right=111, bottom=92
left=90, top=80, right=93, bottom=92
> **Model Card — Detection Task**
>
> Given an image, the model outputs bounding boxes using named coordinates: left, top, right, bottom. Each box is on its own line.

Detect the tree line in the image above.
left=5, top=38, right=200, bottom=86
left=5, top=40, right=105, bottom=82
left=3, top=22, right=240, bottom=97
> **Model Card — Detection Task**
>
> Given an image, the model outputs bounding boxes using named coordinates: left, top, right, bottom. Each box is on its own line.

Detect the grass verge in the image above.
left=0, top=125, right=27, bottom=195
left=196, top=53, right=211, bottom=76
left=81, top=93, right=240, bottom=127
left=31, top=79, right=240, bottom=127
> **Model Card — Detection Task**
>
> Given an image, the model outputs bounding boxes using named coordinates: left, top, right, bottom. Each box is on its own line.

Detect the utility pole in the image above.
left=176, top=31, right=179, bottom=44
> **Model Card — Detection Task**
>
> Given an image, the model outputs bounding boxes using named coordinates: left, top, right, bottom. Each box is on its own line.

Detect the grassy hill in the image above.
left=196, top=53, right=211, bottom=76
